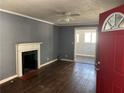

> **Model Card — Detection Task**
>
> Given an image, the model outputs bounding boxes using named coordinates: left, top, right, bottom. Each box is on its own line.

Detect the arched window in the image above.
left=102, top=12, right=124, bottom=32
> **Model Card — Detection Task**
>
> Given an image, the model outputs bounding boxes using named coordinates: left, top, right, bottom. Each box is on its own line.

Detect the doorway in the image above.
left=74, top=27, right=97, bottom=65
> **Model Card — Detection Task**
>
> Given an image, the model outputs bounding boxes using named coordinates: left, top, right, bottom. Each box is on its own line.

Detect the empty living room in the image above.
left=0, top=0, right=124, bottom=93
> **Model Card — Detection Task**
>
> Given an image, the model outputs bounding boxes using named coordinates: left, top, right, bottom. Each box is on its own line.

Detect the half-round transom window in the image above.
left=102, top=12, right=124, bottom=32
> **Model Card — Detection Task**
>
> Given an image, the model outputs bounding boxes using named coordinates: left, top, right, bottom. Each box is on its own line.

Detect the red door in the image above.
left=97, top=5, right=124, bottom=93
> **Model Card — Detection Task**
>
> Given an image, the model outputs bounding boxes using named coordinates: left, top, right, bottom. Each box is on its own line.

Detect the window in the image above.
left=76, top=34, right=80, bottom=43
left=92, top=32, right=96, bottom=43
left=102, top=12, right=124, bottom=32
left=84, top=32, right=91, bottom=43
left=84, top=32, right=96, bottom=43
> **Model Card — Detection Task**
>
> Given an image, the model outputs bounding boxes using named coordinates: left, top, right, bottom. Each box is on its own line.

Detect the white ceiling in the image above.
left=0, top=0, right=124, bottom=25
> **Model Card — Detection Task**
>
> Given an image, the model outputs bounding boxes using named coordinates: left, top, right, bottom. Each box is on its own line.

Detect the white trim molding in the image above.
left=60, top=59, right=74, bottom=62
left=0, top=75, right=18, bottom=85
left=40, top=59, right=58, bottom=68
left=16, top=42, right=42, bottom=77
left=0, top=9, right=54, bottom=25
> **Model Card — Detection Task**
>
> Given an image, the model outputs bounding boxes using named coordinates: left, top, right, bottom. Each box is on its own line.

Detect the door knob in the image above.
left=97, top=61, right=101, bottom=64
left=96, top=61, right=101, bottom=66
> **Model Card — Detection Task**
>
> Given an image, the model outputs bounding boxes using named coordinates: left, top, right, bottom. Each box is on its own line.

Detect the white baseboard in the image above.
left=0, top=75, right=18, bottom=85
left=40, top=59, right=58, bottom=68
left=0, top=59, right=58, bottom=85
left=60, top=59, right=74, bottom=62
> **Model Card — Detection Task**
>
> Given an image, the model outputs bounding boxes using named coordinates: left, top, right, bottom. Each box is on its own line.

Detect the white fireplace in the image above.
left=16, top=42, right=42, bottom=77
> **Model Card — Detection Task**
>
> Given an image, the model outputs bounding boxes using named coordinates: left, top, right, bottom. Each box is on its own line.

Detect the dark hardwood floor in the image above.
left=75, top=56, right=95, bottom=65
left=0, top=60, right=96, bottom=93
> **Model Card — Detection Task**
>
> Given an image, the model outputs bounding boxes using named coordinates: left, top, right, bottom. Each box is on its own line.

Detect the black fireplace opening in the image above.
left=22, top=50, right=38, bottom=75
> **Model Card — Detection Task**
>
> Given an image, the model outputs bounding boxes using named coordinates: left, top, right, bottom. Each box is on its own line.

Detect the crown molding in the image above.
left=0, top=8, right=54, bottom=25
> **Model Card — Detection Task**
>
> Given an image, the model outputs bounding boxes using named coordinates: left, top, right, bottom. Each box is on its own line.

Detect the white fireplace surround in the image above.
left=16, top=42, right=42, bottom=77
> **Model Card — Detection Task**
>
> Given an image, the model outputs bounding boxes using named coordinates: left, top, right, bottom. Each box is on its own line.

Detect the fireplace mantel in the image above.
left=16, top=42, right=42, bottom=77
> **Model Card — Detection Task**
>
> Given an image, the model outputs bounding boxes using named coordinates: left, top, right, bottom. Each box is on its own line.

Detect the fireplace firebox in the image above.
left=22, top=50, right=38, bottom=75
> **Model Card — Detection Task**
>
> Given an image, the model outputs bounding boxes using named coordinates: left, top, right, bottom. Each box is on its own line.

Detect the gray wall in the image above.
left=58, top=26, right=75, bottom=60
left=0, top=11, right=58, bottom=80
